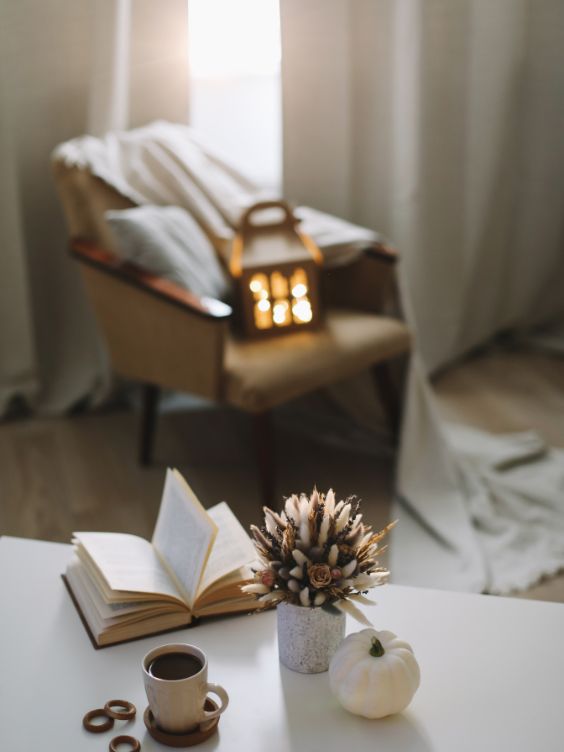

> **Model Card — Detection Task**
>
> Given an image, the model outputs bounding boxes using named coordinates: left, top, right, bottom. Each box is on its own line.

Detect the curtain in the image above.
left=280, top=0, right=564, bottom=592
left=0, top=0, right=189, bottom=416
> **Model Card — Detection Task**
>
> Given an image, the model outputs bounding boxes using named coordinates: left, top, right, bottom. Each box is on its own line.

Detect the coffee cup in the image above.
left=142, top=643, right=229, bottom=734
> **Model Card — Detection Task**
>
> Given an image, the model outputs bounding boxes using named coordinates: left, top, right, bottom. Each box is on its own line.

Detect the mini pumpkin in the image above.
left=329, top=628, right=420, bottom=719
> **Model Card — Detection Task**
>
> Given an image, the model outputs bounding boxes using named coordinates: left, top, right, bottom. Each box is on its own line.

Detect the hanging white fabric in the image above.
left=280, top=0, right=564, bottom=593
left=390, top=0, right=564, bottom=594
left=0, top=0, right=190, bottom=415
left=0, top=6, right=40, bottom=413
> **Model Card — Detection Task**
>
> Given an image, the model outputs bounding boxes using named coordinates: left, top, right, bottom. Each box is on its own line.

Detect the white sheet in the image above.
left=53, top=120, right=386, bottom=267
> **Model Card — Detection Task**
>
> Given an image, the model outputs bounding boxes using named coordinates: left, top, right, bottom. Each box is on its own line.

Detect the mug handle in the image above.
left=201, top=683, right=229, bottom=726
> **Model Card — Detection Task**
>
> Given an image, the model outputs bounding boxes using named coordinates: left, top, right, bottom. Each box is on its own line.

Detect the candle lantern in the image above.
left=229, top=201, right=324, bottom=339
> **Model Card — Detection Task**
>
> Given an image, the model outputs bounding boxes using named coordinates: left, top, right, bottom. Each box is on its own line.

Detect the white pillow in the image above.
left=105, top=205, right=231, bottom=302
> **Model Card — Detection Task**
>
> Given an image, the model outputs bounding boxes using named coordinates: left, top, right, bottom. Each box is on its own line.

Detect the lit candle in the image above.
left=249, top=274, right=269, bottom=299
left=291, top=283, right=307, bottom=298
left=292, top=298, right=313, bottom=324
left=270, top=272, right=289, bottom=299
left=254, top=303, right=272, bottom=329
left=273, top=300, right=291, bottom=326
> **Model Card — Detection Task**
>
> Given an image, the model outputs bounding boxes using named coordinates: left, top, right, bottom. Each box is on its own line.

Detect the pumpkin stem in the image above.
left=369, top=637, right=385, bottom=657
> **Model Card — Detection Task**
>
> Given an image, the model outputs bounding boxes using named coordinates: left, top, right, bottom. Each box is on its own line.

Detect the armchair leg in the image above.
left=139, top=384, right=160, bottom=466
left=372, top=362, right=402, bottom=446
left=252, top=411, right=275, bottom=508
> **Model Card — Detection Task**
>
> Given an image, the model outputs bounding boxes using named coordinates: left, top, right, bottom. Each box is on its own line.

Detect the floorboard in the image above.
left=0, top=404, right=394, bottom=559
left=2, top=346, right=563, bottom=604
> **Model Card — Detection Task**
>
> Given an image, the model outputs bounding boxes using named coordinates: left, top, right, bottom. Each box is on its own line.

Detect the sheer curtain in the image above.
left=0, top=0, right=189, bottom=416
left=280, top=0, right=564, bottom=592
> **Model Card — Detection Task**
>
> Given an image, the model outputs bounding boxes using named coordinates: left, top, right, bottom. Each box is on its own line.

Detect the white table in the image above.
left=1, top=536, right=563, bottom=751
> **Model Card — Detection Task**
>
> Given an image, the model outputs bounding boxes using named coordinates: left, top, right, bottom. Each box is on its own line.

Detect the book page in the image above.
left=195, top=565, right=255, bottom=609
left=67, top=557, right=172, bottom=622
left=152, top=469, right=218, bottom=610
left=197, top=501, right=257, bottom=597
left=72, top=532, right=183, bottom=601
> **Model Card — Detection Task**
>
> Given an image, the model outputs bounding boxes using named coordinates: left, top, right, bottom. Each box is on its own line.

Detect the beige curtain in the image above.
left=392, top=0, right=564, bottom=594
left=280, top=0, right=564, bottom=592
left=0, top=0, right=189, bottom=415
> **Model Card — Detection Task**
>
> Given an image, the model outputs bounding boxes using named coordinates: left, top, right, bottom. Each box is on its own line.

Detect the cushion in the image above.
left=224, top=309, right=411, bottom=412
left=105, top=205, right=232, bottom=302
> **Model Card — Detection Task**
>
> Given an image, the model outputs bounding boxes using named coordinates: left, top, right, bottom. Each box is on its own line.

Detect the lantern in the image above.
left=229, top=201, right=323, bottom=339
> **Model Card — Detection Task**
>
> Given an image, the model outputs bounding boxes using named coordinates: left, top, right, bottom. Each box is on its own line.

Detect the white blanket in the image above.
left=448, top=425, right=564, bottom=594
left=53, top=120, right=384, bottom=267
left=391, top=347, right=564, bottom=595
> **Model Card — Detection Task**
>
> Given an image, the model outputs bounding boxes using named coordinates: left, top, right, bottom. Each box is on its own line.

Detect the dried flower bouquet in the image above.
left=242, top=489, right=395, bottom=624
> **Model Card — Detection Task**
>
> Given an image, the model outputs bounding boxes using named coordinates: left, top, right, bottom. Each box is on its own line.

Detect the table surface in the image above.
left=1, top=536, right=564, bottom=752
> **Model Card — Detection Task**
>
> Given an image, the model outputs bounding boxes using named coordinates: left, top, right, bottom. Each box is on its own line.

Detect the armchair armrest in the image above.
left=70, top=239, right=231, bottom=400
left=323, top=243, right=401, bottom=315
left=71, top=239, right=232, bottom=320
left=364, top=241, right=398, bottom=264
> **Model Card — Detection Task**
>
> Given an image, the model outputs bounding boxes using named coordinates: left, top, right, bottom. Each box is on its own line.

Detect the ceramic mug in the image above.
left=142, top=643, right=229, bottom=734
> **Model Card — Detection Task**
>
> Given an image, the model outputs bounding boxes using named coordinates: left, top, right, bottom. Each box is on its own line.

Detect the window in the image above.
left=188, top=0, right=282, bottom=191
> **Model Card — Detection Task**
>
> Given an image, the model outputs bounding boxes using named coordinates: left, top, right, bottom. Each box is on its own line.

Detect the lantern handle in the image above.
left=239, top=200, right=298, bottom=234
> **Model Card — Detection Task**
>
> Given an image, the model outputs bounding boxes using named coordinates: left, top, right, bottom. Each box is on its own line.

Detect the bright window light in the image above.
left=189, top=0, right=281, bottom=79
left=188, top=0, right=281, bottom=190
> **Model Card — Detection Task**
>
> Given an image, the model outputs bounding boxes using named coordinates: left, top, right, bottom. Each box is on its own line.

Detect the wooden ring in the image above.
left=109, top=735, right=141, bottom=752
left=83, top=708, right=114, bottom=733
left=104, top=699, right=136, bottom=720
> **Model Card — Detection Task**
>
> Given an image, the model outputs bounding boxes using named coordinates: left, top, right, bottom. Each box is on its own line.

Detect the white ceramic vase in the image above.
left=277, top=601, right=346, bottom=673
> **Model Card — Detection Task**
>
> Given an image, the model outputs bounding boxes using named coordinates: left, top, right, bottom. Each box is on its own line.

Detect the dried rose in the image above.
left=244, top=488, right=394, bottom=617
left=259, top=570, right=275, bottom=587
left=308, top=563, right=332, bottom=589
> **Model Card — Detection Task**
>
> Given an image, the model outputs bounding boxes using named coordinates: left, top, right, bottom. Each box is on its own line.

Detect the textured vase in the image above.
left=277, top=601, right=346, bottom=673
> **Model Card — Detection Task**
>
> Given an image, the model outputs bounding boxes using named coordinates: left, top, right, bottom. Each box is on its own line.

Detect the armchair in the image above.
left=52, top=158, right=410, bottom=504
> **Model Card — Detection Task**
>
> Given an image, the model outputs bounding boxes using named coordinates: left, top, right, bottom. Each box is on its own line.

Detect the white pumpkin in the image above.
left=329, top=628, right=420, bottom=719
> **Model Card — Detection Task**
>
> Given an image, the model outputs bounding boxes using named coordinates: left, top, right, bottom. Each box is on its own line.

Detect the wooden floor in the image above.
left=2, top=344, right=563, bottom=603
left=0, top=403, right=395, bottom=560
left=435, top=345, right=564, bottom=449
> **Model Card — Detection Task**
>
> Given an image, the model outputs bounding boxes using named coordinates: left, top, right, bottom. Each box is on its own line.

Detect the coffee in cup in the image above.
left=148, top=652, right=203, bottom=681
left=142, top=643, right=229, bottom=734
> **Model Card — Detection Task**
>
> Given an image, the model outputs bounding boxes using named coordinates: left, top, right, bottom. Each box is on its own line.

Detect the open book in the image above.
left=64, top=469, right=259, bottom=647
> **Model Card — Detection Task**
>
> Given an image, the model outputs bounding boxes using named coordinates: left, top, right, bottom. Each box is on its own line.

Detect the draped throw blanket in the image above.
left=53, top=121, right=385, bottom=270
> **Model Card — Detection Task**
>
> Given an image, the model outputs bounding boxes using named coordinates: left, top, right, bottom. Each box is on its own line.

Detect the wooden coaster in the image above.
left=83, top=708, right=115, bottom=733
left=143, top=699, right=220, bottom=748
left=104, top=699, right=136, bottom=721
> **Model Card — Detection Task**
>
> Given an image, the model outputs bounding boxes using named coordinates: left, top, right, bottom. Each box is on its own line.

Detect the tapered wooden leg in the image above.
left=139, top=384, right=160, bottom=466
left=252, top=410, right=275, bottom=508
left=372, top=362, right=402, bottom=446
